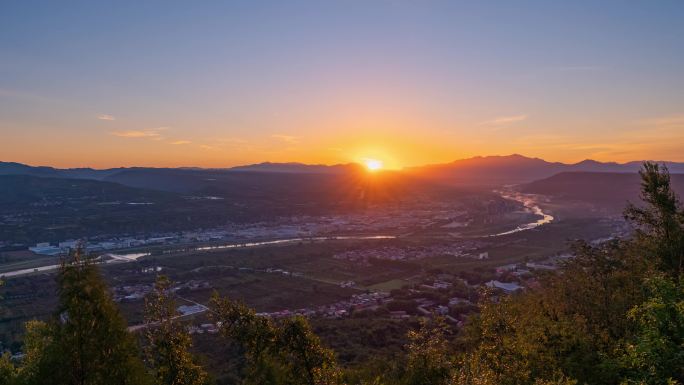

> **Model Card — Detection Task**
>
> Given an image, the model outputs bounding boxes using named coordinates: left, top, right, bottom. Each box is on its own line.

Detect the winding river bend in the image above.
left=490, top=190, right=554, bottom=237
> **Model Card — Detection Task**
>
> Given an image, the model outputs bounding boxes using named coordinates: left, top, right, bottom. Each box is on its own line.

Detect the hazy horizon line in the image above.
left=3, top=153, right=683, bottom=172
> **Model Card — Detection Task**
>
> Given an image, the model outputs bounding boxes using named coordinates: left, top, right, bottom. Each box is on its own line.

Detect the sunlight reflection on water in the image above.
left=490, top=191, right=554, bottom=237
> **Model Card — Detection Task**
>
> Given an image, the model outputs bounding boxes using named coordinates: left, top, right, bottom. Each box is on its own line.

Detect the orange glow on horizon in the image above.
left=6, top=127, right=684, bottom=169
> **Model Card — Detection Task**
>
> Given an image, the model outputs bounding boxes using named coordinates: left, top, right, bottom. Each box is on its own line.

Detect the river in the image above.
left=490, top=190, right=554, bottom=237
left=0, top=236, right=396, bottom=278
left=1, top=197, right=551, bottom=279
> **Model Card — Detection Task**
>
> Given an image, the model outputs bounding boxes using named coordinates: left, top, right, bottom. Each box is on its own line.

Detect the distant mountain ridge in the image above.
left=228, top=162, right=361, bottom=174
left=0, top=161, right=125, bottom=180
left=405, top=154, right=684, bottom=185
left=3, top=155, right=684, bottom=188
left=0, top=161, right=359, bottom=179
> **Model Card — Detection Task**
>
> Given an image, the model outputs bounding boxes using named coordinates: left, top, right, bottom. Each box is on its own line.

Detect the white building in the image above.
left=58, top=240, right=78, bottom=249
left=485, top=280, right=523, bottom=294
left=29, top=243, right=62, bottom=256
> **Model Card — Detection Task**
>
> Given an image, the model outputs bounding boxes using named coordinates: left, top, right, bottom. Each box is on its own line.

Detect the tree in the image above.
left=402, top=317, right=453, bottom=385
left=144, top=275, right=209, bottom=385
left=37, top=248, right=151, bottom=385
left=0, top=280, right=17, bottom=385
left=455, top=291, right=587, bottom=385
left=277, top=316, right=342, bottom=385
left=625, top=162, right=684, bottom=277
left=210, top=292, right=284, bottom=385
left=0, top=352, right=17, bottom=385
left=620, top=275, right=684, bottom=384
left=209, top=294, right=342, bottom=385
left=553, top=240, right=647, bottom=353
left=454, top=241, right=645, bottom=385
left=532, top=376, right=578, bottom=385
left=14, top=320, right=51, bottom=385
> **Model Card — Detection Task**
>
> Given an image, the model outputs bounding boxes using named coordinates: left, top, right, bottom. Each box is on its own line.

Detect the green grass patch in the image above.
left=367, top=278, right=408, bottom=291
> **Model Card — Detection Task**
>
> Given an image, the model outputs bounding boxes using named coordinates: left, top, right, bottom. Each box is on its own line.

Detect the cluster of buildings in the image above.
left=406, top=278, right=476, bottom=324
left=174, top=280, right=211, bottom=292
left=28, top=236, right=180, bottom=256
left=257, top=291, right=391, bottom=319
left=25, top=227, right=247, bottom=256
left=495, top=254, right=570, bottom=278
left=113, top=279, right=210, bottom=303
left=420, top=280, right=453, bottom=291
left=399, top=294, right=473, bottom=326
left=415, top=297, right=452, bottom=318
left=482, top=253, right=585, bottom=295
left=114, top=284, right=154, bottom=302
left=175, top=253, right=560, bottom=334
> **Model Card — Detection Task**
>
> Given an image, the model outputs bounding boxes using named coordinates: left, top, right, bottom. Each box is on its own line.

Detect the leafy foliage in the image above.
left=14, top=320, right=51, bottom=385
left=625, top=162, right=684, bottom=276
left=144, top=275, right=209, bottom=385
left=620, top=276, right=684, bottom=384
left=37, top=248, right=151, bottom=385
left=0, top=352, right=17, bottom=385
left=403, top=317, right=454, bottom=385
left=209, top=293, right=342, bottom=385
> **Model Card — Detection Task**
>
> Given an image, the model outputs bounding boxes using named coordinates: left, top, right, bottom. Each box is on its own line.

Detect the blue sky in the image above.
left=1, top=1, right=683, bottom=168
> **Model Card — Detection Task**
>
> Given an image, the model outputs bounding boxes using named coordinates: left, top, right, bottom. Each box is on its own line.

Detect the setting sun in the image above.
left=364, top=158, right=384, bottom=172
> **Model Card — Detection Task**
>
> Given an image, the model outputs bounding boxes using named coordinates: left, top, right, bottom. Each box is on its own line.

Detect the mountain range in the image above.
left=404, top=154, right=684, bottom=185
left=2, top=155, right=683, bottom=188
left=3, top=155, right=684, bottom=244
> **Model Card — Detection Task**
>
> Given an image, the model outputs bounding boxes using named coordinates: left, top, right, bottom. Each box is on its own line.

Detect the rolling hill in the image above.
left=519, top=171, right=684, bottom=211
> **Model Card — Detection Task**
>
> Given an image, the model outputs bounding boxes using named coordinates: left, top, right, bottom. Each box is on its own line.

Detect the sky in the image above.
left=1, top=0, right=684, bottom=169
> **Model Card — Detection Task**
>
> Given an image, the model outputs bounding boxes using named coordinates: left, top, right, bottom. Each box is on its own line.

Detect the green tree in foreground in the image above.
left=403, top=317, right=453, bottom=385
left=0, top=352, right=17, bottom=385
left=14, top=320, right=51, bottom=385
left=278, top=316, right=342, bottom=385
left=620, top=275, right=684, bottom=384
left=210, top=293, right=284, bottom=385
left=144, top=275, right=209, bottom=385
left=210, top=293, right=342, bottom=385
left=625, top=162, right=684, bottom=277
left=455, top=240, right=643, bottom=385
left=0, top=280, right=17, bottom=385
left=37, top=248, right=151, bottom=385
